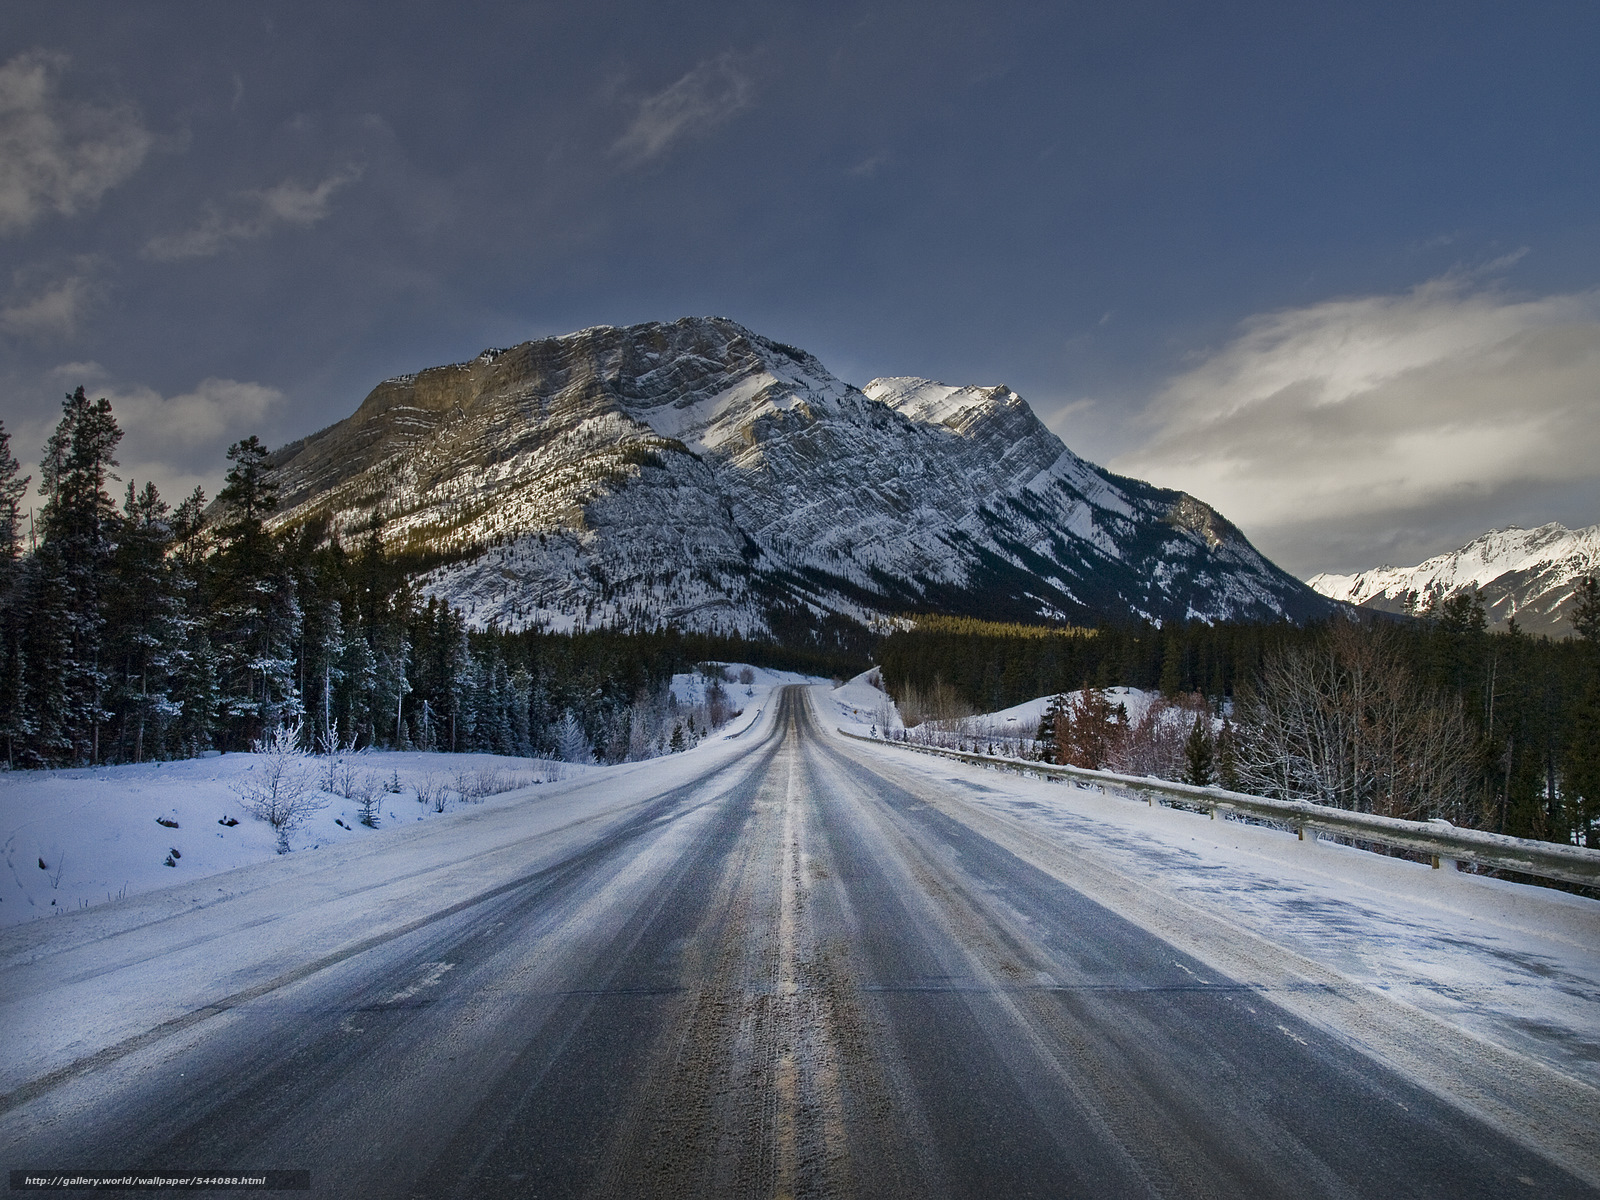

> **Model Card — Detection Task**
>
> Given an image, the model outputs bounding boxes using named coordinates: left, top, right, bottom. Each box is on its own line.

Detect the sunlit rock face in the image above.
left=265, top=316, right=1336, bottom=636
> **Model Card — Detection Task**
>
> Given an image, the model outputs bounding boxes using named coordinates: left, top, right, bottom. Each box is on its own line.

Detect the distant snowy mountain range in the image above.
left=1307, top=523, right=1600, bottom=635
left=262, top=316, right=1337, bottom=638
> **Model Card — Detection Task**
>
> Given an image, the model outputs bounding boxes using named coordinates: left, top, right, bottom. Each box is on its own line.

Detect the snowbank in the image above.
left=822, top=667, right=900, bottom=734
left=0, top=662, right=816, bottom=927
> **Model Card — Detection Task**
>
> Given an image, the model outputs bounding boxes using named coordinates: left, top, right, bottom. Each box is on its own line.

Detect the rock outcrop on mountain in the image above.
left=1308, top=524, right=1600, bottom=637
left=264, top=317, right=1337, bottom=637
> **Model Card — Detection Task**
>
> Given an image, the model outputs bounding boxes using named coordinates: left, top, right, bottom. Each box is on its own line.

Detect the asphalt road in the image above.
left=2, top=687, right=1591, bottom=1198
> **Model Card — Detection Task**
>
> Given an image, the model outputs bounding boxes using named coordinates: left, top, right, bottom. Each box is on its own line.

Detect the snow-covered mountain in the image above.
left=264, top=317, right=1336, bottom=637
left=1308, top=523, right=1600, bottom=635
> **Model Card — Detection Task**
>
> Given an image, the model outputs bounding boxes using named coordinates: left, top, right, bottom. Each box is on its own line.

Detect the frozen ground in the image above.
left=0, top=663, right=813, bottom=928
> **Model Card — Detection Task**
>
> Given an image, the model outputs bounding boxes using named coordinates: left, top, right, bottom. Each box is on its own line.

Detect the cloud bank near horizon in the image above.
left=1112, top=275, right=1600, bottom=577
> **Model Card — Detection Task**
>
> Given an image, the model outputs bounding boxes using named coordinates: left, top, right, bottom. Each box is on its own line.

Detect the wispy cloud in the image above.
left=143, top=165, right=362, bottom=260
left=1111, top=274, right=1600, bottom=572
left=1, top=256, right=104, bottom=339
left=612, top=53, right=753, bottom=166
left=0, top=50, right=152, bottom=234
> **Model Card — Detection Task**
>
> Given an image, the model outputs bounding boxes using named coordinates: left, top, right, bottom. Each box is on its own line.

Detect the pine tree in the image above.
left=210, top=436, right=301, bottom=745
left=105, top=481, right=183, bottom=762
left=1036, top=693, right=1067, bottom=763
left=1215, top=716, right=1240, bottom=791
left=1182, top=715, right=1215, bottom=787
left=0, top=421, right=30, bottom=767
left=27, top=388, right=124, bottom=764
left=1564, top=576, right=1600, bottom=846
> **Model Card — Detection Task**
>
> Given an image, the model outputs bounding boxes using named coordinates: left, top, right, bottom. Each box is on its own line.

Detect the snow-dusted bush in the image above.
left=1110, top=693, right=1209, bottom=780
left=350, top=771, right=382, bottom=827
left=415, top=772, right=447, bottom=813
left=554, top=711, right=593, bottom=764
left=234, top=720, right=324, bottom=852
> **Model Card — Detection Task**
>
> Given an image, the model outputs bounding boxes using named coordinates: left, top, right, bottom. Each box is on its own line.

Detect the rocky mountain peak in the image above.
left=260, top=317, right=1336, bottom=638
left=1307, top=522, right=1600, bottom=635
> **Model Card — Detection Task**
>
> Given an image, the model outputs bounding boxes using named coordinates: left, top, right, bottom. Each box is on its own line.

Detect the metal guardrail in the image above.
left=836, top=727, right=1600, bottom=889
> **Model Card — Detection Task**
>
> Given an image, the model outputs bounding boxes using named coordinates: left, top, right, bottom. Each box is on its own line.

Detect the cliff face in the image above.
left=264, top=316, right=1336, bottom=635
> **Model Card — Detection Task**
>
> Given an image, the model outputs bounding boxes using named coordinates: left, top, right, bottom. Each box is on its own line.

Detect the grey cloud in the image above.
left=612, top=53, right=753, bottom=166
left=1, top=256, right=104, bottom=340
left=0, top=50, right=153, bottom=234
left=142, top=165, right=362, bottom=260
left=14, top=371, right=285, bottom=519
left=1111, top=276, right=1600, bottom=575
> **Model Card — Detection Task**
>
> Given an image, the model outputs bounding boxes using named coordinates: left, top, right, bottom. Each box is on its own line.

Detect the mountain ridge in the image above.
left=1307, top=522, right=1600, bottom=635
left=262, top=316, right=1338, bottom=638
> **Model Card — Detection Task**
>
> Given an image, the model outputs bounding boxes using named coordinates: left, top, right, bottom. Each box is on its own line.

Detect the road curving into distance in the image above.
left=2, top=686, right=1594, bottom=1198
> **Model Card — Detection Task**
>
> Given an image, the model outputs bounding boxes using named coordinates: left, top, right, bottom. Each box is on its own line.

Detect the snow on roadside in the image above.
left=0, top=751, right=585, bottom=927
left=823, top=667, right=900, bottom=734
left=0, top=663, right=814, bottom=928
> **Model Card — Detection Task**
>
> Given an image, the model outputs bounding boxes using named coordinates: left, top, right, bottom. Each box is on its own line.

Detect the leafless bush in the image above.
left=235, top=720, right=324, bottom=852
left=317, top=730, right=361, bottom=794
left=895, top=678, right=974, bottom=730
left=446, top=764, right=551, bottom=803
left=1234, top=621, right=1477, bottom=822
left=415, top=773, right=446, bottom=812
left=1111, top=693, right=1210, bottom=780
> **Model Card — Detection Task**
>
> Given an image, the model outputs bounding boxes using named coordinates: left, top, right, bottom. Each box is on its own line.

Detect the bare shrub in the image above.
left=415, top=773, right=446, bottom=813
left=1234, top=621, right=1477, bottom=821
left=1111, top=693, right=1210, bottom=780
left=895, top=678, right=973, bottom=730
left=234, top=720, right=324, bottom=852
left=317, top=729, right=360, bottom=794
left=451, top=765, right=484, bottom=804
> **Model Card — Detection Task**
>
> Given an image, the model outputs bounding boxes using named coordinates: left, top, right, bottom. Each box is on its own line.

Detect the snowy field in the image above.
left=0, top=664, right=813, bottom=928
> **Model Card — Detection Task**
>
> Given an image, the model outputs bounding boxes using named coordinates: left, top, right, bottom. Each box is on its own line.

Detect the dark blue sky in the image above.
left=4, top=1, right=1598, bottom=574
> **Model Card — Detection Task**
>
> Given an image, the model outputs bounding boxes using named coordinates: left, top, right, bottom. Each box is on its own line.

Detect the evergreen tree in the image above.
left=27, top=388, right=124, bottom=764
left=1215, top=717, right=1240, bottom=791
left=1036, top=693, right=1067, bottom=763
left=167, top=487, right=218, bottom=756
left=1182, top=715, right=1215, bottom=787
left=105, top=481, right=183, bottom=762
left=1564, top=576, right=1600, bottom=846
left=0, top=422, right=30, bottom=767
left=210, top=436, right=300, bottom=745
